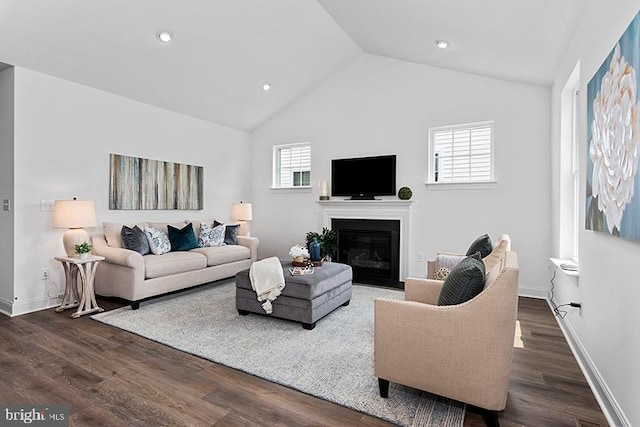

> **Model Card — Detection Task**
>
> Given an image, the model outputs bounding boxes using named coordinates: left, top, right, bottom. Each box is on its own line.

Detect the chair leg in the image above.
left=378, top=378, right=389, bottom=398
left=481, top=409, right=500, bottom=427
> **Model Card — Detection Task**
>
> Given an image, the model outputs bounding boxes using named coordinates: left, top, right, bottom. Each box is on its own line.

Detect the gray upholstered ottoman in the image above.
left=235, top=261, right=352, bottom=330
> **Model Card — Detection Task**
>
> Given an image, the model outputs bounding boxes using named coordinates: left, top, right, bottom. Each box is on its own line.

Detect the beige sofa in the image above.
left=91, top=221, right=259, bottom=309
left=374, top=250, right=519, bottom=423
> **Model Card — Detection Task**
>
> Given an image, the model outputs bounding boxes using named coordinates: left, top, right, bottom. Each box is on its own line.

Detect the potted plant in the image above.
left=305, top=228, right=337, bottom=261
left=74, top=242, right=93, bottom=259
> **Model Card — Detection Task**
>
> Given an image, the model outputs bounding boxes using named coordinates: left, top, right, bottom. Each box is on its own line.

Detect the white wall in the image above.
left=251, top=54, right=551, bottom=295
left=11, top=67, right=251, bottom=315
left=551, top=2, right=640, bottom=425
left=0, top=67, right=14, bottom=314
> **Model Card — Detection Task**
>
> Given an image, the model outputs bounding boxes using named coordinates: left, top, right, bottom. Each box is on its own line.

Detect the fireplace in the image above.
left=332, top=218, right=402, bottom=288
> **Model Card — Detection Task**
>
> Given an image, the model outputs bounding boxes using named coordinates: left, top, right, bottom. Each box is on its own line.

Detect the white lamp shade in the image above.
left=53, top=200, right=97, bottom=229
left=231, top=202, right=253, bottom=221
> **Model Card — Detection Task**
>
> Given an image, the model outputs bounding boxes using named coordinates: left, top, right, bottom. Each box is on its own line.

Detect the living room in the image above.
left=0, top=1, right=638, bottom=426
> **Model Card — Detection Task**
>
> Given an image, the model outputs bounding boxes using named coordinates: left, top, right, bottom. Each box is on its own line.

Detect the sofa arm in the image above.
left=91, top=234, right=145, bottom=270
left=404, top=277, right=443, bottom=305
left=237, top=236, right=259, bottom=262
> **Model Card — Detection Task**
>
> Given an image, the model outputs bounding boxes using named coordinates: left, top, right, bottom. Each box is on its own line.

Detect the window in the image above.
left=273, top=143, right=311, bottom=188
left=559, top=61, right=580, bottom=262
left=428, top=121, right=495, bottom=184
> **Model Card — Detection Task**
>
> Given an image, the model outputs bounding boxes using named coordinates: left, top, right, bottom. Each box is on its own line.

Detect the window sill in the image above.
left=425, top=180, right=497, bottom=191
left=550, top=257, right=579, bottom=278
left=270, top=186, right=312, bottom=193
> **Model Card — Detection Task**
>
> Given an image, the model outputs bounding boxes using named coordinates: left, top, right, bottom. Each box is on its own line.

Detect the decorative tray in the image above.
left=289, top=266, right=315, bottom=275
left=292, top=259, right=324, bottom=267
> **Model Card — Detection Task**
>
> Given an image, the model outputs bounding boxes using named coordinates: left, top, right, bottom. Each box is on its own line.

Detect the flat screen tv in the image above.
left=331, top=155, right=396, bottom=200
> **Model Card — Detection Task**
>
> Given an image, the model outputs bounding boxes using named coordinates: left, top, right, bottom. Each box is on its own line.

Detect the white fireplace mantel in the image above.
left=317, top=199, right=413, bottom=281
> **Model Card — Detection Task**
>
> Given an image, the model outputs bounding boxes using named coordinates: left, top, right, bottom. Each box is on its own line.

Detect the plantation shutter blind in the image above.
left=432, top=123, right=493, bottom=183
left=278, top=144, right=311, bottom=187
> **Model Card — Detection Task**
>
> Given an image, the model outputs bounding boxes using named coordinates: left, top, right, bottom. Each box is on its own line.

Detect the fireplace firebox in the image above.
left=332, top=218, right=402, bottom=288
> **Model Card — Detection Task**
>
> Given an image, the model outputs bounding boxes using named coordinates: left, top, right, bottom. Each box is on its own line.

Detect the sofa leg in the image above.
left=302, top=322, right=316, bottom=330
left=342, top=300, right=350, bottom=307
left=237, top=309, right=249, bottom=316
left=131, top=301, right=140, bottom=310
left=378, top=378, right=389, bottom=398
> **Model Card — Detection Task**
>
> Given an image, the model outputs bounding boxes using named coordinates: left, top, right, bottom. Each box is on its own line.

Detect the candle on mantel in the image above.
left=319, top=181, right=329, bottom=200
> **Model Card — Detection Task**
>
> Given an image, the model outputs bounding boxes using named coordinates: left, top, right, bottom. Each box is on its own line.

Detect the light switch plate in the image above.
left=2, top=199, right=9, bottom=212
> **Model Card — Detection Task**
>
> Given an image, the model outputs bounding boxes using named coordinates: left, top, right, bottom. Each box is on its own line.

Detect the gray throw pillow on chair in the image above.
left=438, top=252, right=486, bottom=306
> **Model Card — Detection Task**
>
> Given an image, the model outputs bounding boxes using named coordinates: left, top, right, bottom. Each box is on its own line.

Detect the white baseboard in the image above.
left=517, top=286, right=548, bottom=299
left=10, top=295, right=61, bottom=317
left=545, top=300, right=629, bottom=427
left=0, top=297, right=12, bottom=316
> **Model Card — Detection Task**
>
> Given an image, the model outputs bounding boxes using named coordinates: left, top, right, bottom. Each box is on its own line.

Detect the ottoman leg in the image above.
left=342, top=300, right=350, bottom=307
left=238, top=309, right=250, bottom=316
left=302, top=322, right=316, bottom=330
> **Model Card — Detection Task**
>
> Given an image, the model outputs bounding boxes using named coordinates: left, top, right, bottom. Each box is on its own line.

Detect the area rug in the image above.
left=92, top=280, right=465, bottom=426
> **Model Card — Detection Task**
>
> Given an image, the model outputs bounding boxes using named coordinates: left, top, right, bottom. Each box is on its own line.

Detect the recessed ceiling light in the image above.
left=435, top=40, right=450, bottom=49
left=262, top=83, right=271, bottom=91
left=156, top=30, right=173, bottom=43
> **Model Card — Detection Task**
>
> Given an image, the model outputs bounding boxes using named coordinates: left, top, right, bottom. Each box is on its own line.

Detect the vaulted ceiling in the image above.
left=0, top=0, right=585, bottom=131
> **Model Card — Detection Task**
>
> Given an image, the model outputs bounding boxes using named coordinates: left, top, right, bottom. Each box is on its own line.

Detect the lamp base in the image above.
left=237, top=221, right=250, bottom=237
left=63, top=228, right=89, bottom=257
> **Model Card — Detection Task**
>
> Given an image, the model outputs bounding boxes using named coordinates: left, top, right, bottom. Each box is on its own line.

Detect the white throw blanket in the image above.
left=249, top=256, right=286, bottom=314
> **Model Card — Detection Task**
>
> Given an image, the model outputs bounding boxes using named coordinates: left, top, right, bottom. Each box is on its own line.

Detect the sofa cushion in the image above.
left=168, top=222, right=198, bottom=251
left=438, top=252, right=486, bottom=306
left=465, top=234, right=493, bottom=258
left=144, top=251, right=207, bottom=279
left=144, top=226, right=172, bottom=255
left=198, top=223, right=226, bottom=247
left=147, top=221, right=188, bottom=236
left=121, top=225, right=150, bottom=255
left=191, top=245, right=250, bottom=266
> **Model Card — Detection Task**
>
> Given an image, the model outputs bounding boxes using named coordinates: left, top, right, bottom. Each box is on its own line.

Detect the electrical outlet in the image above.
left=41, top=269, right=49, bottom=281
left=40, top=200, right=55, bottom=211
left=417, top=252, right=425, bottom=262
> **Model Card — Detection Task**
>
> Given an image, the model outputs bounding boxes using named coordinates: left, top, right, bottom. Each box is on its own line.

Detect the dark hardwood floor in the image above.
left=0, top=293, right=608, bottom=426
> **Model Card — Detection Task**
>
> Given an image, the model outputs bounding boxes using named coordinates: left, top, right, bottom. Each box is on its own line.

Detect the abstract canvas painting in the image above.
left=109, top=153, right=203, bottom=210
left=586, top=11, right=640, bottom=241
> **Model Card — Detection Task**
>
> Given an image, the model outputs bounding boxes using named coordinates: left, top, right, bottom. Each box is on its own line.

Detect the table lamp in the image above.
left=231, top=201, right=252, bottom=237
left=53, top=198, right=97, bottom=257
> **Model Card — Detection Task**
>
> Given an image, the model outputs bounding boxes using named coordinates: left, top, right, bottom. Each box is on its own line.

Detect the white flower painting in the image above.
left=586, top=12, right=640, bottom=242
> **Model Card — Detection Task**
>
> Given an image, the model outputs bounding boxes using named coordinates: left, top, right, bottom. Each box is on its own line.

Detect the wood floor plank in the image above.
left=0, top=294, right=608, bottom=426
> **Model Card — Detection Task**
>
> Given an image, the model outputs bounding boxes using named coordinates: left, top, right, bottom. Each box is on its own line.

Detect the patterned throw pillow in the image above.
left=198, top=223, right=226, bottom=247
left=144, top=226, right=171, bottom=255
left=433, top=267, right=451, bottom=280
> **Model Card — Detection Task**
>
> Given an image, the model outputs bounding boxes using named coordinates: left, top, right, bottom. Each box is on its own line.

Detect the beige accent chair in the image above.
left=374, top=250, right=519, bottom=426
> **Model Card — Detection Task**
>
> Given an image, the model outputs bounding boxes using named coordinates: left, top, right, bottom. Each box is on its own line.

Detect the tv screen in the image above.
left=331, top=155, right=396, bottom=200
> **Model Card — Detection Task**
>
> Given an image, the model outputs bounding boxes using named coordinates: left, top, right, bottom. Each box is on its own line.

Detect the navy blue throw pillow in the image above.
left=214, top=221, right=240, bottom=245
left=167, top=222, right=197, bottom=251
left=438, top=252, right=486, bottom=306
